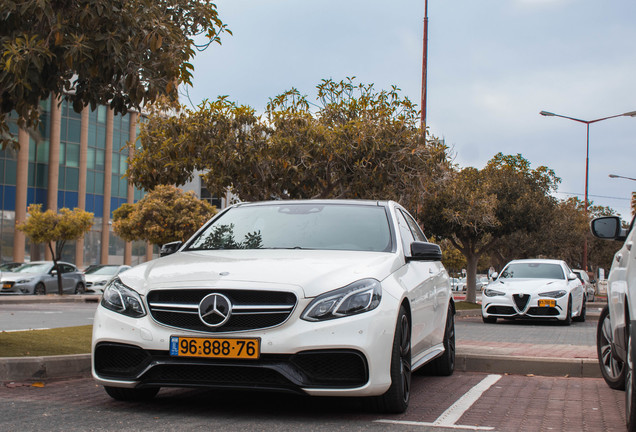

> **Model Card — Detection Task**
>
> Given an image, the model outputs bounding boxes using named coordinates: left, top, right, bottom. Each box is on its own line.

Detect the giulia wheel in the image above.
left=371, top=305, right=411, bottom=414
left=596, top=306, right=625, bottom=389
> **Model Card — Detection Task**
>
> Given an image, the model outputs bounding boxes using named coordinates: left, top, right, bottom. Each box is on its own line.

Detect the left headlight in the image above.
left=301, top=278, right=382, bottom=322
left=483, top=288, right=505, bottom=297
left=538, top=290, right=567, bottom=299
left=101, top=278, right=146, bottom=318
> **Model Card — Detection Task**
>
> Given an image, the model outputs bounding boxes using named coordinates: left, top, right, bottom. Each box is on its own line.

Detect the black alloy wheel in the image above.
left=75, top=282, right=85, bottom=294
left=597, top=306, right=626, bottom=389
left=33, top=283, right=45, bottom=295
left=372, top=305, right=411, bottom=413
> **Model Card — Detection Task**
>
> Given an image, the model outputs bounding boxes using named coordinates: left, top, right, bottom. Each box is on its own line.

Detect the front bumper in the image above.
left=92, top=294, right=399, bottom=397
left=482, top=293, right=567, bottom=320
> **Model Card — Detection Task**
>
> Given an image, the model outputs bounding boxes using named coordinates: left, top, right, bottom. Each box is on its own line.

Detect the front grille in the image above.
left=147, top=289, right=297, bottom=333
left=526, top=306, right=560, bottom=316
left=486, top=305, right=516, bottom=315
left=513, top=294, right=530, bottom=312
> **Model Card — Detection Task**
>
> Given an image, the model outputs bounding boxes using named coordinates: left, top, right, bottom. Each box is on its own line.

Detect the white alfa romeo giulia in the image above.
left=92, top=200, right=455, bottom=413
left=481, top=258, right=586, bottom=325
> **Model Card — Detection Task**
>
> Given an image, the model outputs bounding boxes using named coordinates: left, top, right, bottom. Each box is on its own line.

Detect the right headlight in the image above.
left=301, top=278, right=382, bottom=322
left=101, top=278, right=146, bottom=318
left=538, top=290, right=567, bottom=299
left=483, top=288, right=505, bottom=297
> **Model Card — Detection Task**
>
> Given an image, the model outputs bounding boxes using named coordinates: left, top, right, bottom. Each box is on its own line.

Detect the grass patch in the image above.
left=0, top=325, right=92, bottom=357
left=455, top=301, right=481, bottom=310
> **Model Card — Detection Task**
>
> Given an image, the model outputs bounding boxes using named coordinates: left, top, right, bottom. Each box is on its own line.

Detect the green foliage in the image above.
left=420, top=153, right=560, bottom=302
left=0, top=0, right=230, bottom=149
left=112, top=185, right=217, bottom=246
left=17, top=204, right=93, bottom=294
left=127, top=78, right=450, bottom=212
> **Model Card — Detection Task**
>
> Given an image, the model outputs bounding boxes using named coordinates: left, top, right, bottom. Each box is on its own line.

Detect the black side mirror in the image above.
left=160, top=241, right=183, bottom=257
left=591, top=216, right=623, bottom=240
left=408, top=241, right=442, bottom=261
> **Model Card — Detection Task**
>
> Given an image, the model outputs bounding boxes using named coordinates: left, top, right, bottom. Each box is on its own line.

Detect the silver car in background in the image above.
left=0, top=261, right=86, bottom=295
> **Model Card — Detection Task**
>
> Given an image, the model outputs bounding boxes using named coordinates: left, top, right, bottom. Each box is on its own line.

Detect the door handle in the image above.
left=616, top=254, right=623, bottom=263
left=627, top=242, right=633, bottom=252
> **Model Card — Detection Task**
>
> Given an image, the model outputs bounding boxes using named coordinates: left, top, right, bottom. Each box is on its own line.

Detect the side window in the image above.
left=395, top=210, right=415, bottom=255
left=62, top=265, right=75, bottom=274
left=401, top=210, right=427, bottom=242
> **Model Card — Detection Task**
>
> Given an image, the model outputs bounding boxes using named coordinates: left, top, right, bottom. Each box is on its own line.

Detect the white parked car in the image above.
left=92, top=200, right=455, bottom=413
left=481, top=258, right=586, bottom=325
left=572, top=269, right=595, bottom=302
left=83, top=264, right=131, bottom=294
left=591, top=214, right=636, bottom=431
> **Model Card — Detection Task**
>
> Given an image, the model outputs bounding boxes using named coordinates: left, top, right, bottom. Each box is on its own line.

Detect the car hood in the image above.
left=85, top=274, right=113, bottom=283
left=119, top=249, right=403, bottom=298
left=0, top=272, right=37, bottom=282
left=491, top=278, right=568, bottom=293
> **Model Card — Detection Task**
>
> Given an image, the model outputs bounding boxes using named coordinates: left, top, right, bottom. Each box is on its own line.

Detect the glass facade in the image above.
left=0, top=96, right=149, bottom=266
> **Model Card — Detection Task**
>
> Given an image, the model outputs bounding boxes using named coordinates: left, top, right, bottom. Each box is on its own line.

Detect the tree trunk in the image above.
left=465, top=253, right=479, bottom=303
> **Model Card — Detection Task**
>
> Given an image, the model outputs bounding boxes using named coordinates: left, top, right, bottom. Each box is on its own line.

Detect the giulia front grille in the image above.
left=513, top=294, right=530, bottom=311
left=146, top=289, right=297, bottom=333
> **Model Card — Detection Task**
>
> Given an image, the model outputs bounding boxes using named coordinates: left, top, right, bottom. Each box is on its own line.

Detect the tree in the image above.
left=127, top=78, right=450, bottom=213
left=17, top=204, right=93, bottom=295
left=420, top=153, right=560, bottom=303
left=113, top=185, right=217, bottom=246
left=1, top=0, right=230, bottom=149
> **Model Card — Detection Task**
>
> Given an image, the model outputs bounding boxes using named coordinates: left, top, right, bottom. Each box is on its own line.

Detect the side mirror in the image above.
left=50, top=269, right=58, bottom=276
left=591, top=216, right=623, bottom=240
left=160, top=241, right=183, bottom=257
left=491, top=272, right=498, bottom=281
left=408, top=241, right=442, bottom=261
left=567, top=272, right=578, bottom=281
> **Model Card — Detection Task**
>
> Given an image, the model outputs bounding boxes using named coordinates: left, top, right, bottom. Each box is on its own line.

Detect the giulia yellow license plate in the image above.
left=170, top=336, right=260, bottom=359
left=538, top=299, right=556, bottom=307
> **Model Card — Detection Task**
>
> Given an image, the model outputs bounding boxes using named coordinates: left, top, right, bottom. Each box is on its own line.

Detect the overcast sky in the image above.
left=184, top=0, right=636, bottom=220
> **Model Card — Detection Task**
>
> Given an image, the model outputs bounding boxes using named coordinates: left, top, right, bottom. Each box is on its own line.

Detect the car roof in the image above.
left=233, top=199, right=391, bottom=208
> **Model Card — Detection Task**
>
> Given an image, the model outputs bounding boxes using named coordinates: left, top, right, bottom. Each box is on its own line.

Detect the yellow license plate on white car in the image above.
left=170, top=336, right=260, bottom=359
left=538, top=299, right=556, bottom=307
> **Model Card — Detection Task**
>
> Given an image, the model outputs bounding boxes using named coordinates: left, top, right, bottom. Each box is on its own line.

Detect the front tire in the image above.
left=573, top=296, right=586, bottom=322
left=33, top=283, right=45, bottom=295
left=371, top=305, right=411, bottom=414
left=596, top=306, right=625, bottom=389
left=561, top=296, right=572, bottom=326
left=104, top=386, right=159, bottom=401
left=74, top=282, right=85, bottom=295
left=482, top=315, right=497, bottom=324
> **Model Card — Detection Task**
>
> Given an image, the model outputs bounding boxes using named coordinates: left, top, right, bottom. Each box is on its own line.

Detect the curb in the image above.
left=0, top=295, right=101, bottom=305
left=0, top=351, right=601, bottom=383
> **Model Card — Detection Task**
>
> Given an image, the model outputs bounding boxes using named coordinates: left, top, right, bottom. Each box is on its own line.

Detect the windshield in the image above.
left=186, top=203, right=392, bottom=252
left=85, top=265, right=120, bottom=275
left=500, top=263, right=565, bottom=280
left=15, top=263, right=51, bottom=274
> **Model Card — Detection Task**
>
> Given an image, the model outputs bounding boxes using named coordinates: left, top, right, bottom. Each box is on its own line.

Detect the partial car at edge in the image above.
left=91, top=200, right=455, bottom=413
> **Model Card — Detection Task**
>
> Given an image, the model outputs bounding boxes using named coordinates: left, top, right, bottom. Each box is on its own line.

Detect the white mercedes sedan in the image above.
left=92, top=200, right=455, bottom=413
left=481, top=259, right=585, bottom=325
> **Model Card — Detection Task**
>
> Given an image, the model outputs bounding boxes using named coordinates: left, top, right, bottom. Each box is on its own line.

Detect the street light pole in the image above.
left=609, top=174, right=636, bottom=182
left=540, top=110, right=636, bottom=271
left=420, top=0, right=429, bottom=137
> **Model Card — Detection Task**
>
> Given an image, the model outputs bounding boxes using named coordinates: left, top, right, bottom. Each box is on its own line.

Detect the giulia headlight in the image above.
left=483, top=288, right=505, bottom=297
left=538, top=290, right=567, bottom=298
left=101, top=278, right=146, bottom=317
left=301, top=278, right=382, bottom=321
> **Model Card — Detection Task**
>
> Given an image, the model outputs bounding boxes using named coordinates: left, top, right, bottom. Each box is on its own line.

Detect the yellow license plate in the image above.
left=538, top=299, right=556, bottom=307
left=2, top=283, right=12, bottom=289
left=170, top=336, right=260, bottom=359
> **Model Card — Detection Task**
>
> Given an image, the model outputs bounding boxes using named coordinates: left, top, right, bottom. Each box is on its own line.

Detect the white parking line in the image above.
left=375, top=374, right=502, bottom=430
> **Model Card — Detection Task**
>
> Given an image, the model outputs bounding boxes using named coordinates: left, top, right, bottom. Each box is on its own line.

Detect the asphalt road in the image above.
left=0, top=372, right=624, bottom=432
left=0, top=302, right=97, bottom=331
